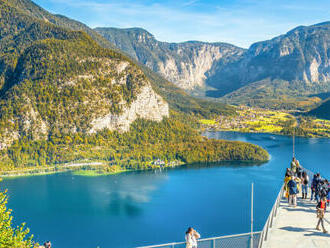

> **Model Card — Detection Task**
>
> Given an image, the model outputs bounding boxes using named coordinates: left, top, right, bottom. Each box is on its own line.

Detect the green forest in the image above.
left=0, top=0, right=269, bottom=177
left=0, top=116, right=269, bottom=174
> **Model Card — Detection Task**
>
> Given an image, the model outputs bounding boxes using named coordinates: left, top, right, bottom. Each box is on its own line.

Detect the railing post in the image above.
left=264, top=219, right=270, bottom=241
left=270, top=206, right=275, bottom=228
left=172, top=243, right=175, bottom=248
left=251, top=183, right=254, bottom=248
left=258, top=231, right=264, bottom=248
left=213, top=238, right=215, bottom=248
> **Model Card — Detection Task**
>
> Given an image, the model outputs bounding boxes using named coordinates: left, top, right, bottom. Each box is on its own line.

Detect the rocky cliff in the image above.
left=94, top=27, right=244, bottom=90
left=211, top=22, right=330, bottom=97
left=89, top=85, right=169, bottom=133
left=95, top=24, right=330, bottom=109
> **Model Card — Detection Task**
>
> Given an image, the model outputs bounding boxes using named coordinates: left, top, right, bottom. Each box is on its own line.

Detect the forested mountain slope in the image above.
left=0, top=0, right=268, bottom=171
left=0, top=0, right=169, bottom=149
left=3, top=0, right=115, bottom=49
left=307, top=98, right=330, bottom=120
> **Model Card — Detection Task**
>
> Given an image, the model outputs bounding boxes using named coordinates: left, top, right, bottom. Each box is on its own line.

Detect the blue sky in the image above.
left=33, top=0, right=330, bottom=48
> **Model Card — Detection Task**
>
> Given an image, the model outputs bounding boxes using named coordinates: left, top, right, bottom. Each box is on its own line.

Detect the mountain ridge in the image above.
left=95, top=27, right=245, bottom=90
left=96, top=23, right=330, bottom=109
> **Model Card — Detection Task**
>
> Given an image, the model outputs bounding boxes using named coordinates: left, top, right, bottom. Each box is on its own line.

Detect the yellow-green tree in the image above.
left=0, top=188, right=35, bottom=248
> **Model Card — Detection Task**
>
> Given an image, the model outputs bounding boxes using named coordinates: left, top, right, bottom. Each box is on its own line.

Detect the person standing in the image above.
left=185, top=227, right=200, bottom=248
left=316, top=196, right=328, bottom=233
left=301, top=171, right=309, bottom=199
left=326, top=180, right=330, bottom=206
left=284, top=173, right=292, bottom=202
left=290, top=158, right=297, bottom=176
left=44, top=241, right=51, bottom=248
left=315, top=173, right=322, bottom=203
left=285, top=168, right=291, bottom=178
left=311, top=174, right=318, bottom=201
left=288, top=176, right=298, bottom=207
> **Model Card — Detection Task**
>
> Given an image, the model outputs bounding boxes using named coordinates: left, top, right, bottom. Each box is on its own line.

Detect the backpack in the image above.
left=288, top=180, right=297, bottom=194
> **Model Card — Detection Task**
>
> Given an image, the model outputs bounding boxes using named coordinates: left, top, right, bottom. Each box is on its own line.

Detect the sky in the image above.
left=33, top=0, right=330, bottom=48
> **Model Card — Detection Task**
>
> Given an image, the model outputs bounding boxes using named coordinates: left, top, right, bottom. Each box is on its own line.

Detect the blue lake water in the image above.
left=1, top=132, right=330, bottom=248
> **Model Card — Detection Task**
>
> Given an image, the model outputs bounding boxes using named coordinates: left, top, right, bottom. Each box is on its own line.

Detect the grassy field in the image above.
left=200, top=106, right=330, bottom=138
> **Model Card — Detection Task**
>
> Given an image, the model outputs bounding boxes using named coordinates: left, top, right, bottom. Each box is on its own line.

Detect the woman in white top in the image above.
left=185, top=227, right=200, bottom=248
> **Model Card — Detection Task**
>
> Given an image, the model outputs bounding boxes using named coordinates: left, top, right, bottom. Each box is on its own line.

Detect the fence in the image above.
left=257, top=184, right=284, bottom=248
left=138, top=166, right=329, bottom=248
left=137, top=232, right=262, bottom=248
left=258, top=166, right=330, bottom=247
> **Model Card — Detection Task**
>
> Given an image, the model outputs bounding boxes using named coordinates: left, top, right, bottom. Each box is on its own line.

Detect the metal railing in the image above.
left=257, top=184, right=284, bottom=248
left=138, top=166, right=328, bottom=248
left=258, top=166, right=329, bottom=248
left=138, top=232, right=262, bottom=248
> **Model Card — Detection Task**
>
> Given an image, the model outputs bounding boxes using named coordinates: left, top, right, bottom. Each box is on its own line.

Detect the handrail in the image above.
left=258, top=166, right=329, bottom=248
left=258, top=183, right=284, bottom=248
left=138, top=166, right=328, bottom=248
left=137, top=231, right=262, bottom=248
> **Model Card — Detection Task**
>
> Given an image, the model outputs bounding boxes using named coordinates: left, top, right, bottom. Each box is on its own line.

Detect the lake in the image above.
left=1, top=132, right=330, bottom=248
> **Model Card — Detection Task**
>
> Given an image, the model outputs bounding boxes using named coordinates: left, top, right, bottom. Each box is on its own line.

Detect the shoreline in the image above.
left=0, top=160, right=185, bottom=178
left=0, top=157, right=270, bottom=179
left=201, top=128, right=330, bottom=139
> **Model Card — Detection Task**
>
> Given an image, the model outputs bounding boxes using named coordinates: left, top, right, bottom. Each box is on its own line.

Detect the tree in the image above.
left=0, top=187, right=36, bottom=248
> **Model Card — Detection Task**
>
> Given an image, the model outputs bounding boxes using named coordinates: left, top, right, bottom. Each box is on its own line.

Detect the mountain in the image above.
left=96, top=24, right=330, bottom=110
left=213, top=22, right=330, bottom=100
left=0, top=0, right=169, bottom=149
left=307, top=98, right=330, bottom=120
left=0, top=0, right=247, bottom=168
left=4, top=0, right=115, bottom=50
left=94, top=27, right=245, bottom=90
left=0, top=0, right=268, bottom=171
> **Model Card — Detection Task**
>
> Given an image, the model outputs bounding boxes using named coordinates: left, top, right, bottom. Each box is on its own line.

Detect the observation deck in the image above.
left=262, top=191, right=330, bottom=248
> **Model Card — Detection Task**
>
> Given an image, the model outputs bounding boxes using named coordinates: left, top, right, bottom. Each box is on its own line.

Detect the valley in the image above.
left=0, top=0, right=269, bottom=178
left=200, top=106, right=330, bottom=138
left=0, top=0, right=330, bottom=247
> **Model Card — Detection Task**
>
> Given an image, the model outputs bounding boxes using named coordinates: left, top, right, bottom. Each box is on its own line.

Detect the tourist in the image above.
left=315, top=173, right=322, bottom=202
left=285, top=168, right=291, bottom=177
left=311, top=174, right=319, bottom=201
left=185, top=227, right=200, bottom=248
left=295, top=160, right=302, bottom=177
left=290, top=158, right=297, bottom=176
left=287, top=176, right=298, bottom=207
left=326, top=180, right=330, bottom=206
left=301, top=171, right=309, bottom=199
left=316, top=196, right=328, bottom=233
left=284, top=173, right=292, bottom=202
left=44, top=241, right=51, bottom=248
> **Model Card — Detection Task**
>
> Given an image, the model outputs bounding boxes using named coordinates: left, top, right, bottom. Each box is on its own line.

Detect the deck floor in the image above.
left=264, top=194, right=330, bottom=248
